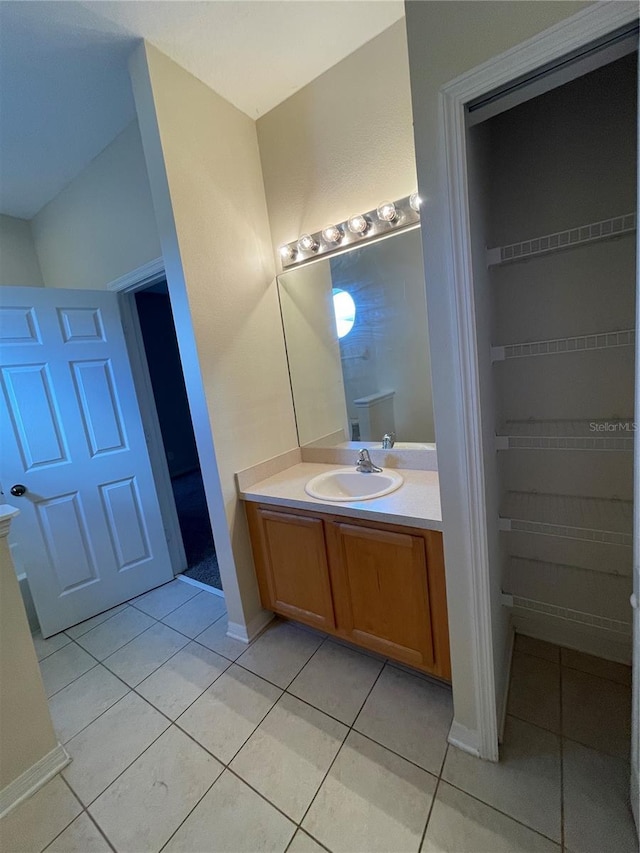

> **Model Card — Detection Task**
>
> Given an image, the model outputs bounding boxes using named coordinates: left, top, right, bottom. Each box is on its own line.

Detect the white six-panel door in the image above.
left=0, top=287, right=173, bottom=636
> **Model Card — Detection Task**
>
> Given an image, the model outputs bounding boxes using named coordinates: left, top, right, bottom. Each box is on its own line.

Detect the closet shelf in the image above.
left=487, top=212, right=636, bottom=267
left=507, top=594, right=632, bottom=636
left=496, top=419, right=634, bottom=451
left=491, top=329, right=634, bottom=362
left=509, top=555, right=632, bottom=581
left=499, top=490, right=632, bottom=547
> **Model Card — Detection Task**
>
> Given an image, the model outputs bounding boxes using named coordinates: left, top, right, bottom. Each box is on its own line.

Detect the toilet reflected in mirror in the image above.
left=278, top=227, right=434, bottom=449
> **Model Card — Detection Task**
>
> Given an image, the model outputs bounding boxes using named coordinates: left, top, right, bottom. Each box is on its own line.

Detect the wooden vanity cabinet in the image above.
left=245, top=502, right=451, bottom=681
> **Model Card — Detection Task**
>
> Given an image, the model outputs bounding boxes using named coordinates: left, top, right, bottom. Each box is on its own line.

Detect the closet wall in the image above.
left=480, top=53, right=637, bottom=663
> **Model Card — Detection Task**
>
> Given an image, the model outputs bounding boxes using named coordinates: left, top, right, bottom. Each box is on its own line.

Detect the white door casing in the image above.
left=0, top=287, right=173, bottom=637
left=437, top=0, right=639, bottom=787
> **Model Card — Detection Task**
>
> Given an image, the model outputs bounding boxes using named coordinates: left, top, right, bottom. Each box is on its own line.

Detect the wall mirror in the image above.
left=278, top=227, right=435, bottom=449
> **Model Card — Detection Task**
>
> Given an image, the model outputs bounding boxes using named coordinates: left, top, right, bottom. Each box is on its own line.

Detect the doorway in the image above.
left=437, top=0, right=638, bottom=829
left=132, top=280, right=222, bottom=592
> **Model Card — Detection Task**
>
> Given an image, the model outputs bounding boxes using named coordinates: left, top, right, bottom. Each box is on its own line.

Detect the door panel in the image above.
left=71, top=359, right=127, bottom=456
left=329, top=521, right=435, bottom=667
left=0, top=287, right=173, bottom=636
left=249, top=505, right=335, bottom=631
left=2, top=363, right=68, bottom=468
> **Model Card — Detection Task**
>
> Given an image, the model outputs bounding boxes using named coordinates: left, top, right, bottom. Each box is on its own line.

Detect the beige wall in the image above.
left=0, top=215, right=44, bottom=287
left=257, top=20, right=418, bottom=256
left=32, top=121, right=161, bottom=290
left=130, top=43, right=298, bottom=632
left=404, top=0, right=593, bottom=742
left=0, top=520, right=57, bottom=793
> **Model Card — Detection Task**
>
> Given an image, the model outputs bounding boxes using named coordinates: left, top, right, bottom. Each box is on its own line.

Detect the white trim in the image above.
left=466, top=23, right=638, bottom=128
left=438, top=1, right=637, bottom=763
left=441, top=3, right=638, bottom=105
left=227, top=609, right=274, bottom=644
left=0, top=743, right=69, bottom=819
left=107, top=257, right=165, bottom=293
left=119, top=292, right=187, bottom=577
left=499, top=624, right=515, bottom=744
left=441, top=67, right=499, bottom=766
left=447, top=720, right=481, bottom=759
left=177, top=573, right=224, bottom=598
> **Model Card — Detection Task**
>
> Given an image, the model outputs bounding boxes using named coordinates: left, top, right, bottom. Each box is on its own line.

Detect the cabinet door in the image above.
left=251, top=507, right=335, bottom=631
left=328, top=522, right=434, bottom=667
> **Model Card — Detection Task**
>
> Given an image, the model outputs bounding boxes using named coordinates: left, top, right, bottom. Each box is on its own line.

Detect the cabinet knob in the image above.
left=10, top=484, right=27, bottom=497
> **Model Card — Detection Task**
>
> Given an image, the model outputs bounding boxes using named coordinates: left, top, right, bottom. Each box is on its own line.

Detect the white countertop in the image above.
left=239, top=462, right=442, bottom=531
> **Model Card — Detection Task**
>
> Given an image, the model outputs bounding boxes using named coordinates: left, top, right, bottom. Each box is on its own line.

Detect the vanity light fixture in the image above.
left=279, top=244, right=297, bottom=262
left=298, top=233, right=319, bottom=253
left=322, top=224, right=342, bottom=244
left=347, top=213, right=369, bottom=235
left=279, top=191, right=421, bottom=270
left=376, top=201, right=397, bottom=223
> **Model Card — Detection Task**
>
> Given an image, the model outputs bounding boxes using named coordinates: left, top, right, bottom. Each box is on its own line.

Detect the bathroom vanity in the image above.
left=240, top=462, right=450, bottom=682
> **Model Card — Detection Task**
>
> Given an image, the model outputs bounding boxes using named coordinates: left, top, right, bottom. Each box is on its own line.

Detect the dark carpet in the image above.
left=171, top=470, right=222, bottom=590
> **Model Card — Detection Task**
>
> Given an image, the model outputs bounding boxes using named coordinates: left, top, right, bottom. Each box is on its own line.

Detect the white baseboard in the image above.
left=448, top=720, right=481, bottom=758
left=227, top=610, right=274, bottom=644
left=0, top=743, right=70, bottom=819
left=512, top=611, right=632, bottom=664
left=176, top=574, right=225, bottom=598
left=498, top=624, right=516, bottom=744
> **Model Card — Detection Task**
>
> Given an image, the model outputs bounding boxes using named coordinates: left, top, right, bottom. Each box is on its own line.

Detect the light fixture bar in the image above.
left=279, top=193, right=421, bottom=270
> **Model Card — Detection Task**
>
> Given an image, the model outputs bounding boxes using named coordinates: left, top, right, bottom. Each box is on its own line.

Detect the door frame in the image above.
left=438, top=0, right=638, bottom=775
left=108, top=259, right=187, bottom=579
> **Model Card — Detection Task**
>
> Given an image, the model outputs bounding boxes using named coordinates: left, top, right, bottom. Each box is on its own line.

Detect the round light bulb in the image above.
left=279, top=244, right=296, bottom=261
left=376, top=201, right=397, bottom=222
left=347, top=214, right=368, bottom=234
left=298, top=233, right=318, bottom=252
left=322, top=224, right=342, bottom=244
left=410, top=192, right=422, bottom=212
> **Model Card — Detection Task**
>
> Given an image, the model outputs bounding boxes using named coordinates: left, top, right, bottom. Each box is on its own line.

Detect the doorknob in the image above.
left=10, top=484, right=27, bottom=497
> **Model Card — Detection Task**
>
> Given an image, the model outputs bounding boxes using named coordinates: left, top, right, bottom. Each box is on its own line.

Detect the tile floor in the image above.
left=1, top=581, right=637, bottom=853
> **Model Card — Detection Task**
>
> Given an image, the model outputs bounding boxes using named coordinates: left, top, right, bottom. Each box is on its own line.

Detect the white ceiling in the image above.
left=0, top=1, right=404, bottom=220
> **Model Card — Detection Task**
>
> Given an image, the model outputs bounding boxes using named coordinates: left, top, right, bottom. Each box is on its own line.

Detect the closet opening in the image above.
left=470, top=49, right=636, bottom=663
left=462, top=41, right=636, bottom=814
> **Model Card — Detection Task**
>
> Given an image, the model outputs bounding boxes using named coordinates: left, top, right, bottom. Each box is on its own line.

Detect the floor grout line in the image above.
left=35, top=776, right=84, bottom=853
left=59, top=776, right=117, bottom=853
left=436, top=776, right=564, bottom=847
left=418, top=742, right=450, bottom=851
left=62, top=603, right=132, bottom=641
left=39, top=611, right=631, bottom=853
left=293, top=658, right=389, bottom=839
left=47, top=609, right=454, bottom=853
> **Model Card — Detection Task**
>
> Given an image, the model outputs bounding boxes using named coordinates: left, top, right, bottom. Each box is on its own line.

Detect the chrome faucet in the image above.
left=356, top=448, right=382, bottom=473
left=382, top=432, right=396, bottom=449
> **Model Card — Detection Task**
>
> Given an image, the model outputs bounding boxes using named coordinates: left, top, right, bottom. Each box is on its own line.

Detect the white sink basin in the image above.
left=305, top=468, right=404, bottom=502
